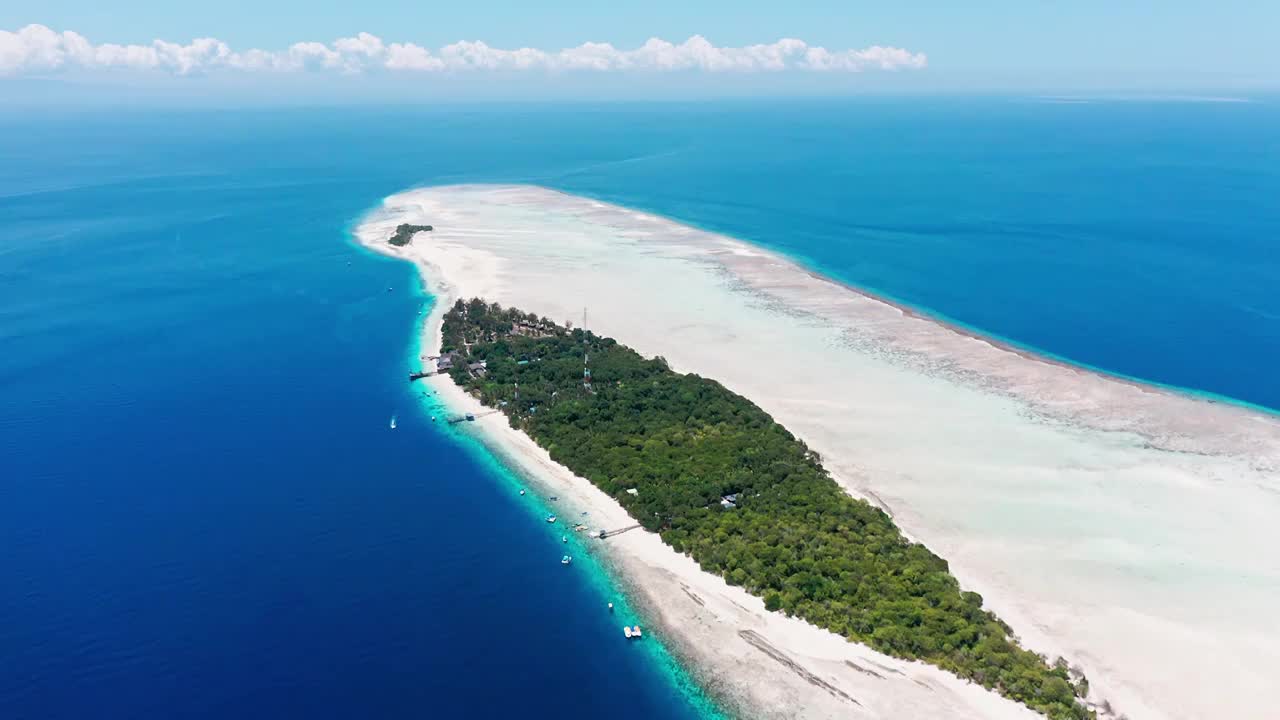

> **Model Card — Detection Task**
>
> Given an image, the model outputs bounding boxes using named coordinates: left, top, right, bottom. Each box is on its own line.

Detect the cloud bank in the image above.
left=0, top=25, right=927, bottom=77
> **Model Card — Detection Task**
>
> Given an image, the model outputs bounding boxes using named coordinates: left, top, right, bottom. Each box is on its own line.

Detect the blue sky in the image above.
left=2, top=1, right=1277, bottom=101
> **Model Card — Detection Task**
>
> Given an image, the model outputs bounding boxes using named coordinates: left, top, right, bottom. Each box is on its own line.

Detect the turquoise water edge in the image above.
left=427, top=407, right=728, bottom=720
left=392, top=263, right=728, bottom=718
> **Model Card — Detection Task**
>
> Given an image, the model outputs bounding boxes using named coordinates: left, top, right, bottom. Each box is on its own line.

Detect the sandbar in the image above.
left=357, top=184, right=1280, bottom=720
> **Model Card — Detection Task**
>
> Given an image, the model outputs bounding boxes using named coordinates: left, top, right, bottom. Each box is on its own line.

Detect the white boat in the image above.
left=624, top=626, right=633, bottom=638
left=561, top=535, right=568, bottom=543
left=561, top=555, right=572, bottom=565
left=632, top=626, right=642, bottom=638
left=389, top=416, right=397, bottom=429
left=546, top=515, right=557, bottom=523
left=519, top=489, right=526, bottom=496
left=608, top=602, right=614, bottom=612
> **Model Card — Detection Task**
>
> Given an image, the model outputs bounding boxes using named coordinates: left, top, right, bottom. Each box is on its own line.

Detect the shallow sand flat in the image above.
left=358, top=184, right=1280, bottom=719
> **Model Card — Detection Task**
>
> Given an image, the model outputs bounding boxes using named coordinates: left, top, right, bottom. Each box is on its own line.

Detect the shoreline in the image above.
left=419, top=372, right=732, bottom=719
left=364, top=209, right=1048, bottom=720
left=357, top=183, right=1280, bottom=720
left=401, top=256, right=743, bottom=716
left=439, top=395, right=740, bottom=719
left=414, top=346, right=1046, bottom=720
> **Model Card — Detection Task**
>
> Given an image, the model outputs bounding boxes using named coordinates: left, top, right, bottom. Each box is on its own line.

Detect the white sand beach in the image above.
left=357, top=184, right=1280, bottom=720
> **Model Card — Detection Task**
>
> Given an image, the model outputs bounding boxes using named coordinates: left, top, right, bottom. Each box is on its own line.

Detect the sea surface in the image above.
left=2, top=98, right=1278, bottom=719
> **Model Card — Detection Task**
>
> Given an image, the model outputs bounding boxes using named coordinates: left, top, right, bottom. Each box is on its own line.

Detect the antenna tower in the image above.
left=582, top=306, right=592, bottom=391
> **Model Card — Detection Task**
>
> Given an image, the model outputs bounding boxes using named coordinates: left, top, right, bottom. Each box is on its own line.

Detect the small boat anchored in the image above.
left=389, top=415, right=397, bottom=429
left=561, top=555, right=572, bottom=565
left=546, top=514, right=557, bottom=524
left=519, top=489, right=526, bottom=496
left=623, top=625, right=643, bottom=639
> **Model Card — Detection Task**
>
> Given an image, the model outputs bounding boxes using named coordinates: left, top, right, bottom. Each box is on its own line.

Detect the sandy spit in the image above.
left=356, top=184, right=1280, bottom=720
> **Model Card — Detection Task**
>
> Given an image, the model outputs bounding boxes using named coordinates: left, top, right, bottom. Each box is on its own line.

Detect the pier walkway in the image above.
left=597, top=524, right=641, bottom=539
left=446, top=409, right=503, bottom=424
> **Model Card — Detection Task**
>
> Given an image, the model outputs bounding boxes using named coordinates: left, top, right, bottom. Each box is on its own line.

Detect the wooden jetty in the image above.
left=596, top=524, right=642, bottom=539
left=445, top=409, right=502, bottom=424
left=408, top=370, right=435, bottom=381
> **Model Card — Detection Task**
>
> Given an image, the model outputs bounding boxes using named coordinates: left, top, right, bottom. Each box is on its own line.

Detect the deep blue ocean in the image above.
left=2, top=99, right=1278, bottom=719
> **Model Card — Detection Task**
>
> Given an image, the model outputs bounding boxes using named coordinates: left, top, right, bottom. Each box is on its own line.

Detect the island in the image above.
left=358, top=184, right=1280, bottom=720
left=440, top=298, right=1091, bottom=720
left=388, top=223, right=433, bottom=246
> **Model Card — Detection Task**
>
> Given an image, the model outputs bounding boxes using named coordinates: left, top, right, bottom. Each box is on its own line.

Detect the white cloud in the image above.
left=384, top=42, right=444, bottom=72
left=0, top=25, right=927, bottom=77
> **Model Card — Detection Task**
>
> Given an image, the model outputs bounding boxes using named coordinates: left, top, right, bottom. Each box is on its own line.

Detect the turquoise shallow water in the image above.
left=397, top=287, right=723, bottom=718
left=1, top=99, right=1278, bottom=718
left=433, top=402, right=724, bottom=719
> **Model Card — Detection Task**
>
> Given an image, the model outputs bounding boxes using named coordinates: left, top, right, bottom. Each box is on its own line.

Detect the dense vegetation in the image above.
left=388, top=223, right=433, bottom=246
left=442, top=298, right=1093, bottom=719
